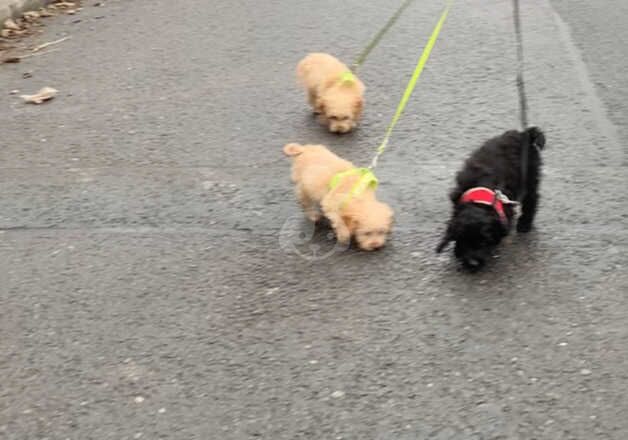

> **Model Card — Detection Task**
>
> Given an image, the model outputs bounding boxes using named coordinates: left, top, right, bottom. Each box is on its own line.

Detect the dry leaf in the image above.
left=4, top=18, right=20, bottom=31
left=23, top=11, right=41, bottom=21
left=0, top=29, right=11, bottom=38
left=20, top=87, right=58, bottom=104
left=3, top=18, right=20, bottom=30
left=39, top=9, right=55, bottom=17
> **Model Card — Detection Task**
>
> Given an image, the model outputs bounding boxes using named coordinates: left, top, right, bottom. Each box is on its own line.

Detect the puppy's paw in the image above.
left=516, top=220, right=533, bottom=233
left=306, top=210, right=322, bottom=223
left=335, top=229, right=351, bottom=244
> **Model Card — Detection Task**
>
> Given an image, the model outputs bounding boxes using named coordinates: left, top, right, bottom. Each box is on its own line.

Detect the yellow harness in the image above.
left=329, top=168, right=379, bottom=204
left=338, top=70, right=357, bottom=86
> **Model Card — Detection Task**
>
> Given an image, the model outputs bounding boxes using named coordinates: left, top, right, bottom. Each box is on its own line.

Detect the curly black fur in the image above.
left=437, top=127, right=546, bottom=271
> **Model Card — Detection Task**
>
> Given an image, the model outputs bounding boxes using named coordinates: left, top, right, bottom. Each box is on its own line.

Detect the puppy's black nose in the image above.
left=464, top=257, right=483, bottom=271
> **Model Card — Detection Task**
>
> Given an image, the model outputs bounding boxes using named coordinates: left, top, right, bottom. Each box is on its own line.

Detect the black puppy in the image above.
left=437, top=127, right=546, bottom=270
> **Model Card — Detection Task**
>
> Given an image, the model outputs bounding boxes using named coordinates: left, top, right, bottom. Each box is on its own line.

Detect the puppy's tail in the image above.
left=283, top=143, right=305, bottom=157
left=525, top=127, right=546, bottom=150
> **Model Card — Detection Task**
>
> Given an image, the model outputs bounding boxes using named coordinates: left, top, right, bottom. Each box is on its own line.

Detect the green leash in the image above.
left=369, top=0, right=452, bottom=169
left=351, top=0, right=417, bottom=72
left=330, top=1, right=453, bottom=204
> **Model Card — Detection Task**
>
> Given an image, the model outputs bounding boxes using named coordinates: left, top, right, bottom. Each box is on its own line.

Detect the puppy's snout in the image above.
left=468, top=258, right=480, bottom=268
left=330, top=123, right=351, bottom=134
left=464, top=256, right=484, bottom=271
left=368, top=240, right=384, bottom=250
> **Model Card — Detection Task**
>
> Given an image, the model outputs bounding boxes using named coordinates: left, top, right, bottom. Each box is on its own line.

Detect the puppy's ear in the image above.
left=353, top=97, right=363, bottom=118
left=436, top=224, right=454, bottom=253
left=346, top=216, right=360, bottom=233
left=525, top=127, right=546, bottom=150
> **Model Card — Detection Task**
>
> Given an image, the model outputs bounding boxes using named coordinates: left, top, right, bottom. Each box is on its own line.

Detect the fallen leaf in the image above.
left=20, top=87, right=58, bottom=104
left=3, top=18, right=20, bottom=31
left=23, top=11, right=41, bottom=21
left=0, top=29, right=11, bottom=38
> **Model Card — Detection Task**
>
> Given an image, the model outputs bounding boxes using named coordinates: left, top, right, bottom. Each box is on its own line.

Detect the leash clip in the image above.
left=494, top=189, right=520, bottom=206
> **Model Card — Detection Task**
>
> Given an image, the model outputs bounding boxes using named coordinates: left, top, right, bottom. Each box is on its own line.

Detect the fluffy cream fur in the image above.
left=284, top=143, right=393, bottom=251
left=296, top=53, right=364, bottom=134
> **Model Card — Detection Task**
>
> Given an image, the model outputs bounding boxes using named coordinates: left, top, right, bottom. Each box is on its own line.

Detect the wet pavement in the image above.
left=1, top=0, right=626, bottom=438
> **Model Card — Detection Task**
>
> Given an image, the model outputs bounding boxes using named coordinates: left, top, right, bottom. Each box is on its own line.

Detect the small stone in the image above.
left=158, top=408, right=166, bottom=414
left=580, top=369, right=592, bottom=376
left=558, top=342, right=568, bottom=346
left=331, top=390, right=345, bottom=398
left=133, top=433, right=142, bottom=439
left=134, top=396, right=145, bottom=403
left=265, top=287, right=279, bottom=295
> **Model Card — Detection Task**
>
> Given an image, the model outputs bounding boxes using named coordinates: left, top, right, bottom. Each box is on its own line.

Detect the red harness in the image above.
left=459, top=187, right=516, bottom=225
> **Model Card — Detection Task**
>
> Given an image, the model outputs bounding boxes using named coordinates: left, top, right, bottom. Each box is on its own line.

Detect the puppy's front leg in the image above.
left=297, top=185, right=322, bottom=223
left=308, top=89, right=319, bottom=113
left=321, top=196, right=351, bottom=243
left=325, top=211, right=351, bottom=244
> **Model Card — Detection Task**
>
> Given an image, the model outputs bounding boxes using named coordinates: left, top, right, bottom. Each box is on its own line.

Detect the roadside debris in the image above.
left=32, top=36, right=70, bottom=52
left=3, top=19, right=20, bottom=31
left=20, top=86, right=58, bottom=104
left=2, top=36, right=66, bottom=63
left=0, top=1, right=81, bottom=40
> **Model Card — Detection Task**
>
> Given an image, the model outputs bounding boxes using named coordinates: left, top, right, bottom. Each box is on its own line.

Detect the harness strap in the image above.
left=460, top=187, right=518, bottom=226
left=329, top=168, right=379, bottom=209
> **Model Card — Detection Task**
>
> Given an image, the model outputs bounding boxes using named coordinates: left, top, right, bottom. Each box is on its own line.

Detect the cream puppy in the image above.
left=296, top=53, right=365, bottom=134
left=283, top=143, right=393, bottom=251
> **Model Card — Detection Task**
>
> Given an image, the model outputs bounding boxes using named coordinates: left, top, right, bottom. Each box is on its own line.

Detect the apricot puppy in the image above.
left=283, top=143, right=393, bottom=251
left=296, top=53, right=364, bottom=134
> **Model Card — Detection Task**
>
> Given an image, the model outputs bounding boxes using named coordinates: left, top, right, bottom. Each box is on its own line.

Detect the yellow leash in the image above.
left=369, top=0, right=452, bottom=169
left=330, top=1, right=452, bottom=202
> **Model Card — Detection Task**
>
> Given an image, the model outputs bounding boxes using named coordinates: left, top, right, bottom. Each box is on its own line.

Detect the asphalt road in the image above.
left=1, top=0, right=626, bottom=439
